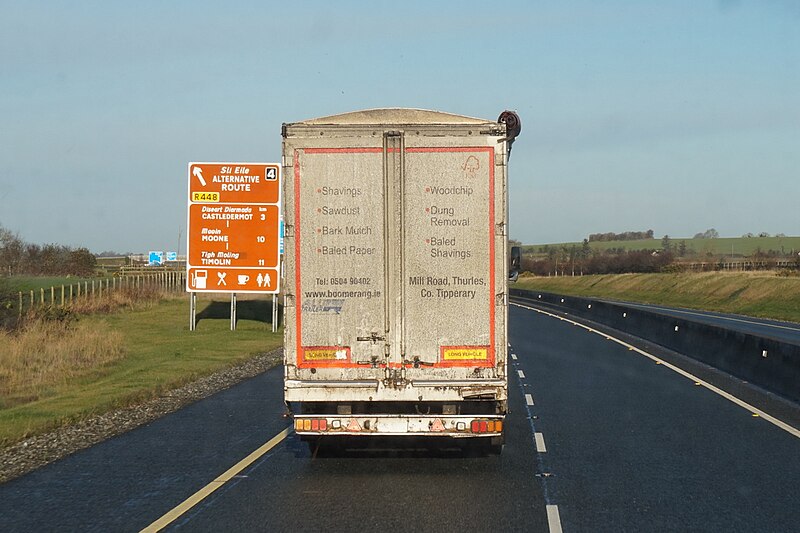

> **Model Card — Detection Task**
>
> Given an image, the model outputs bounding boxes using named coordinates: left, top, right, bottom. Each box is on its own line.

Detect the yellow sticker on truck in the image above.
left=442, top=347, right=488, bottom=361
left=304, top=348, right=349, bottom=361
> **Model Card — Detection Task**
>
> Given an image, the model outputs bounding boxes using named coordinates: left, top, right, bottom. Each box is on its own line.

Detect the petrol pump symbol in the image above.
left=193, top=270, right=208, bottom=289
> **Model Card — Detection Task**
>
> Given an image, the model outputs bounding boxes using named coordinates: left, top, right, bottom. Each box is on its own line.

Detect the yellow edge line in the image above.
left=512, top=302, right=800, bottom=440
left=141, top=426, right=291, bottom=532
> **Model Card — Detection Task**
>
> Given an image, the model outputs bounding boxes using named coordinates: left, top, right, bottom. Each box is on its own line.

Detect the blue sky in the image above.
left=1, top=0, right=798, bottom=252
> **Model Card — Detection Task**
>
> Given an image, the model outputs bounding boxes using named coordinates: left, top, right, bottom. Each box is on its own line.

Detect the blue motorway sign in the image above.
left=148, top=251, right=164, bottom=266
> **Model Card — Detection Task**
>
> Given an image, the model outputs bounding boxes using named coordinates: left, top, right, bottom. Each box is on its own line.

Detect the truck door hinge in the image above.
left=495, top=222, right=506, bottom=236
left=284, top=224, right=295, bottom=237
left=496, top=292, right=507, bottom=305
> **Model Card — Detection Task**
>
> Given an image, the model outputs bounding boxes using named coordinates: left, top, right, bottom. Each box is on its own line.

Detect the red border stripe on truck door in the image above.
left=294, top=146, right=495, bottom=368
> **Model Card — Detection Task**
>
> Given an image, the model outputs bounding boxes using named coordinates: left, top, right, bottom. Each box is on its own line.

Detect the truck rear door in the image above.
left=285, top=119, right=506, bottom=391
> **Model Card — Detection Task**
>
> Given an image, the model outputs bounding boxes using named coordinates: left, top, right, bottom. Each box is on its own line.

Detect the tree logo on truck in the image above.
left=462, top=155, right=480, bottom=178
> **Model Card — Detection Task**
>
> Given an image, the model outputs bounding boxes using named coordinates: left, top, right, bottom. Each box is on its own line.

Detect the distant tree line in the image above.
left=588, top=229, right=654, bottom=242
left=692, top=228, right=719, bottom=239
left=742, top=232, right=786, bottom=238
left=522, top=243, right=674, bottom=276
left=0, top=224, right=96, bottom=277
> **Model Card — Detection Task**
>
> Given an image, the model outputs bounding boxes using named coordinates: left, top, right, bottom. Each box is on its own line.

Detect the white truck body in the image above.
left=282, top=108, right=510, bottom=447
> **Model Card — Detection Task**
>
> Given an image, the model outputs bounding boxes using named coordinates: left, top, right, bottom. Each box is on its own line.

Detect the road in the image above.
left=2, top=303, right=800, bottom=532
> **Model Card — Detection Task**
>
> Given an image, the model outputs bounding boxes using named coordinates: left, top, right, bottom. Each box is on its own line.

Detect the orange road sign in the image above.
left=186, top=162, right=281, bottom=294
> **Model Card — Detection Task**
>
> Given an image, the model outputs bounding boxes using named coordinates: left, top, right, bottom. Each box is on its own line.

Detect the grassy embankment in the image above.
left=516, top=271, right=800, bottom=324
left=0, top=291, right=282, bottom=445
left=523, top=236, right=800, bottom=257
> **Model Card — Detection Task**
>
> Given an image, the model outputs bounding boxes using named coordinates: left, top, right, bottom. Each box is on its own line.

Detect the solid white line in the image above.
left=141, top=427, right=291, bottom=532
left=518, top=370, right=526, bottom=378
left=546, top=505, right=563, bottom=533
left=512, top=302, right=800, bottom=440
left=511, top=353, right=518, bottom=360
left=525, top=393, right=535, bottom=406
left=534, top=432, right=547, bottom=452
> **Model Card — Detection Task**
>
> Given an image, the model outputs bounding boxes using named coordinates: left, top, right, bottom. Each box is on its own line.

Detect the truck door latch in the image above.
left=356, top=332, right=386, bottom=344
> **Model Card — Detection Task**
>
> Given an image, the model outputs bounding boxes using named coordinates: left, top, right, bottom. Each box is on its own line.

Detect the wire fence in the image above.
left=16, top=271, right=186, bottom=315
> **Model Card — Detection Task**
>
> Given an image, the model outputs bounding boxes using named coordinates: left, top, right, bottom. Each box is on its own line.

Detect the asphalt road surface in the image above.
left=1, top=303, right=799, bottom=532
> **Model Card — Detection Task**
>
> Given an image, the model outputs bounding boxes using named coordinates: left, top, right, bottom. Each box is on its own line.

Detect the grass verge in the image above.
left=515, top=271, right=800, bottom=323
left=0, top=294, right=282, bottom=445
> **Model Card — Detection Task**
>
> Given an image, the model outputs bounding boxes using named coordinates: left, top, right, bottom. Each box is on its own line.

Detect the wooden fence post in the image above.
left=51, top=286, right=55, bottom=305
left=40, top=288, right=45, bottom=306
left=61, top=285, right=65, bottom=307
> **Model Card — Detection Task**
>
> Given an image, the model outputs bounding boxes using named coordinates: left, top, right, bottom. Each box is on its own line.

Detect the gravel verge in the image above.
left=0, top=347, right=283, bottom=483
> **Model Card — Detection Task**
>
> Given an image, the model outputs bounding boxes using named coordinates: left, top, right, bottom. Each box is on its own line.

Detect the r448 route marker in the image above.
left=186, top=162, right=281, bottom=294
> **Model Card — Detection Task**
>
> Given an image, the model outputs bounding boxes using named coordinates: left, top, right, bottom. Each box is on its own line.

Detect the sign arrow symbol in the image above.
left=193, top=166, right=207, bottom=186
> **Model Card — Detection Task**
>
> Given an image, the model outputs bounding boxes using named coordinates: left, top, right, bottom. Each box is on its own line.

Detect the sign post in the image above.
left=186, top=162, right=281, bottom=330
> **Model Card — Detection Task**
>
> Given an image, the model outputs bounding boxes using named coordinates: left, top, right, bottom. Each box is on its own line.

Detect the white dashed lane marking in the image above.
left=525, top=394, right=535, bottom=406
left=546, top=505, right=563, bottom=533
left=511, top=353, right=518, bottom=360
left=534, top=432, right=547, bottom=452
left=517, top=370, right=525, bottom=378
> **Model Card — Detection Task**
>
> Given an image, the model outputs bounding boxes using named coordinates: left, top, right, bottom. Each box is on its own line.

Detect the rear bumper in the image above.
left=285, top=379, right=507, bottom=403
left=293, top=414, right=504, bottom=438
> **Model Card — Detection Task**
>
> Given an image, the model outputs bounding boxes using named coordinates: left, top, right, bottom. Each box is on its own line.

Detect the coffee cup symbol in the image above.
left=237, top=274, right=250, bottom=285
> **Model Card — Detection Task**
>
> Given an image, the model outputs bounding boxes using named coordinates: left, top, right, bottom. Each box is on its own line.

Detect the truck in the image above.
left=282, top=108, right=520, bottom=453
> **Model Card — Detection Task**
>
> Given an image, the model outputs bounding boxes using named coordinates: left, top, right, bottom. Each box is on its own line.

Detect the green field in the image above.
left=524, top=236, right=800, bottom=257
left=0, top=295, right=282, bottom=444
left=515, top=271, right=800, bottom=323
